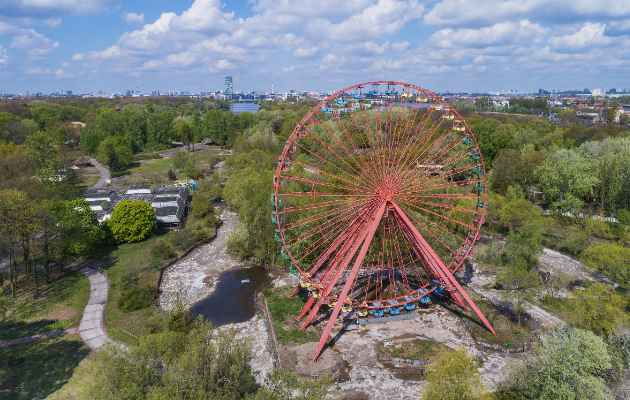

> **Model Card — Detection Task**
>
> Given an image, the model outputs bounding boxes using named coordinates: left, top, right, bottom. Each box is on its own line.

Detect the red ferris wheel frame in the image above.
left=271, top=81, right=496, bottom=361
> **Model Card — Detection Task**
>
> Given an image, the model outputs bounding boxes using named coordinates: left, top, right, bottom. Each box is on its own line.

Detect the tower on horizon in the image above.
left=225, top=76, right=233, bottom=102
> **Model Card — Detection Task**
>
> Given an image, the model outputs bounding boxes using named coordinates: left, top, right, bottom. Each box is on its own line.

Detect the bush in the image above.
left=205, top=213, right=221, bottom=228
left=141, top=320, right=163, bottom=336
left=168, top=303, right=193, bottom=333
left=118, top=285, right=156, bottom=312
left=110, top=170, right=130, bottom=178
left=167, top=169, right=176, bottom=181
left=170, top=228, right=198, bottom=251
left=119, top=272, right=138, bottom=291
left=582, top=242, right=630, bottom=285
left=152, top=240, right=175, bottom=261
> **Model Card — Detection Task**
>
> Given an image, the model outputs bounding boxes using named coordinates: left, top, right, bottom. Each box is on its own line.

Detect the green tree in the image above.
left=97, top=136, right=134, bottom=171
left=174, top=119, right=194, bottom=150
left=0, top=189, right=38, bottom=297
left=497, top=259, right=542, bottom=325
left=535, top=148, right=599, bottom=213
left=499, top=198, right=543, bottom=231
left=582, top=242, right=630, bottom=286
left=109, top=200, right=156, bottom=243
left=147, top=111, right=175, bottom=148
left=491, top=149, right=524, bottom=194
left=501, top=221, right=543, bottom=270
left=566, top=283, right=628, bottom=339
left=171, top=148, right=189, bottom=172
left=80, top=128, right=107, bottom=155
left=86, top=320, right=257, bottom=399
left=496, top=327, right=612, bottom=400
left=24, top=129, right=60, bottom=182
left=423, top=347, right=488, bottom=400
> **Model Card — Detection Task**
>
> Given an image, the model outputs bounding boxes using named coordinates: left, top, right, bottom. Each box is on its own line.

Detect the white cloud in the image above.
left=428, top=20, right=549, bottom=49
left=0, top=45, right=8, bottom=66
left=424, top=0, right=630, bottom=27
left=55, top=69, right=74, bottom=79
left=216, top=59, right=233, bottom=70
left=122, top=12, right=144, bottom=25
left=141, top=60, right=162, bottom=70
left=0, top=23, right=59, bottom=59
left=549, top=23, right=613, bottom=52
left=293, top=46, right=318, bottom=58
left=0, top=0, right=119, bottom=19
left=25, top=66, right=51, bottom=74
left=71, top=53, right=83, bottom=61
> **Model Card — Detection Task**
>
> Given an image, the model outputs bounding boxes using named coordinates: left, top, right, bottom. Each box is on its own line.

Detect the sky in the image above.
left=1, top=0, right=629, bottom=95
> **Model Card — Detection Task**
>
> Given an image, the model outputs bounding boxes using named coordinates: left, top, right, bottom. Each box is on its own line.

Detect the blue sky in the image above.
left=1, top=0, right=629, bottom=94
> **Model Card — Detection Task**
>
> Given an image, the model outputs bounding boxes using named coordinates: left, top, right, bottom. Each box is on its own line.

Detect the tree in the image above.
left=535, top=148, right=599, bottom=213
left=147, top=111, right=175, bottom=148
left=0, top=189, right=38, bottom=297
left=496, top=259, right=542, bottom=325
left=80, top=129, right=107, bottom=155
left=86, top=320, right=258, bottom=399
left=566, top=283, right=629, bottom=339
left=171, top=148, right=189, bottom=172
left=174, top=119, right=194, bottom=150
left=97, top=136, right=134, bottom=171
left=491, top=149, right=524, bottom=194
left=109, top=200, right=156, bottom=243
left=501, top=221, right=543, bottom=270
left=24, top=129, right=60, bottom=182
left=499, top=198, right=543, bottom=231
left=423, top=347, right=488, bottom=400
left=496, top=327, right=612, bottom=400
left=582, top=242, right=630, bottom=286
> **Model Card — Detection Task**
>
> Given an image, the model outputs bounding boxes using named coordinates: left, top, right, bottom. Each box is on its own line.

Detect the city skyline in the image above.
left=1, top=0, right=630, bottom=94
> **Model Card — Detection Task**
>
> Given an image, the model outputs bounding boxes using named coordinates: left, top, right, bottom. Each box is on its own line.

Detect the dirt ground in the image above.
left=159, top=205, right=244, bottom=311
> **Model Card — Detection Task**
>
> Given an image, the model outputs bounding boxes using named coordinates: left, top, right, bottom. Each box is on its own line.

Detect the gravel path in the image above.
left=0, top=328, right=78, bottom=348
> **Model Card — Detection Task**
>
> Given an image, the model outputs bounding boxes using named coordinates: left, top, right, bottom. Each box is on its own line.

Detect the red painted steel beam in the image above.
left=390, top=201, right=497, bottom=336
left=312, top=200, right=388, bottom=362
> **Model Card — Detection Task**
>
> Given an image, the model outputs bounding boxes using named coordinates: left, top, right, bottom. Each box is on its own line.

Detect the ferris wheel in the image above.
left=271, top=81, right=496, bottom=361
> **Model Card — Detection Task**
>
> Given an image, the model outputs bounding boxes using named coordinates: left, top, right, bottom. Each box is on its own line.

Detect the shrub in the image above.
left=118, top=285, right=156, bottom=312
left=152, top=240, right=175, bottom=261
left=119, top=272, right=139, bottom=291
left=168, top=303, right=193, bottom=333
left=110, top=170, right=129, bottom=178
left=167, top=169, right=176, bottom=181
left=141, top=320, right=163, bottom=336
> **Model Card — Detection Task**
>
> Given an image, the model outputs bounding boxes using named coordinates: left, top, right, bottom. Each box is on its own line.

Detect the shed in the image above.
left=126, top=185, right=152, bottom=195
left=155, top=205, right=184, bottom=229
left=155, top=186, right=189, bottom=202
left=200, top=138, right=214, bottom=145
left=151, top=197, right=184, bottom=209
left=73, top=155, right=93, bottom=168
left=84, top=190, right=117, bottom=202
left=88, top=200, right=110, bottom=211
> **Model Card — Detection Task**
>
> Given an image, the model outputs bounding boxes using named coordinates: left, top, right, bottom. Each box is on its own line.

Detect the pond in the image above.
left=190, top=265, right=273, bottom=326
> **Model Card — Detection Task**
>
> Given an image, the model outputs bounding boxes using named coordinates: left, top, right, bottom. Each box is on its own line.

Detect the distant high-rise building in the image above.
left=225, top=76, right=233, bottom=102
left=66, top=90, right=72, bottom=96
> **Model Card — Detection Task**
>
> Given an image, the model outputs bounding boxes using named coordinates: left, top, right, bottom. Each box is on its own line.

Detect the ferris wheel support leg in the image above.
left=298, top=296, right=316, bottom=321
left=390, top=202, right=497, bottom=337
left=312, top=201, right=387, bottom=362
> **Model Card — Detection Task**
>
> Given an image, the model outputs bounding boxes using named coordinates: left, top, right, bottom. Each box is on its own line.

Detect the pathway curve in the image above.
left=88, top=157, right=110, bottom=189
left=75, top=266, right=109, bottom=349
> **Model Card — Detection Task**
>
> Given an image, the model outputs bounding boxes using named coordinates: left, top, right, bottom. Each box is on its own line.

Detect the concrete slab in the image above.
left=91, top=282, right=109, bottom=291
left=91, top=289, right=108, bottom=298
left=90, top=276, right=108, bottom=284
left=86, top=335, right=106, bottom=349
left=84, top=304, right=105, bottom=313
left=80, top=327, right=105, bottom=341
left=82, top=310, right=103, bottom=321
left=87, top=295, right=107, bottom=305
left=79, top=319, right=101, bottom=331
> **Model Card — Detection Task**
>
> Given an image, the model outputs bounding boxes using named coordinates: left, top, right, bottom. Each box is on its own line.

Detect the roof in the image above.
left=129, top=185, right=151, bottom=190
left=74, top=155, right=92, bottom=165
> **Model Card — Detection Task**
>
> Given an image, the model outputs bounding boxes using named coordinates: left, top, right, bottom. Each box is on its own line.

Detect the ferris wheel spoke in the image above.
left=396, top=198, right=476, bottom=231
left=282, top=197, right=363, bottom=213
left=287, top=159, right=373, bottom=193
left=281, top=175, right=371, bottom=194
left=283, top=199, right=366, bottom=230
left=291, top=137, right=374, bottom=189
left=394, top=201, right=462, bottom=255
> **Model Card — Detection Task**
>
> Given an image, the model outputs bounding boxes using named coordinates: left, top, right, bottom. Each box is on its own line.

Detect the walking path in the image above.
left=75, top=266, right=109, bottom=349
left=88, top=157, right=110, bottom=189
left=0, top=266, right=110, bottom=350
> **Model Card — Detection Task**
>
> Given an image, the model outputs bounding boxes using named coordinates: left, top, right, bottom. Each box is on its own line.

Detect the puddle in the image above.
left=190, top=265, right=273, bottom=327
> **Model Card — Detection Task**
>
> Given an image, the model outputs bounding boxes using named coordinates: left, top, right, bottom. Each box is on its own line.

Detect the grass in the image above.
left=457, top=292, right=536, bottom=346
left=379, top=338, right=446, bottom=361
left=127, top=150, right=230, bottom=174
left=1, top=270, right=90, bottom=341
left=0, top=334, right=90, bottom=400
left=80, top=175, right=100, bottom=189
left=100, top=215, right=219, bottom=345
left=264, top=287, right=318, bottom=345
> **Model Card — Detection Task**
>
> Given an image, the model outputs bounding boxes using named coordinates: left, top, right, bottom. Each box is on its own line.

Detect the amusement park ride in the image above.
left=271, top=81, right=496, bottom=362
